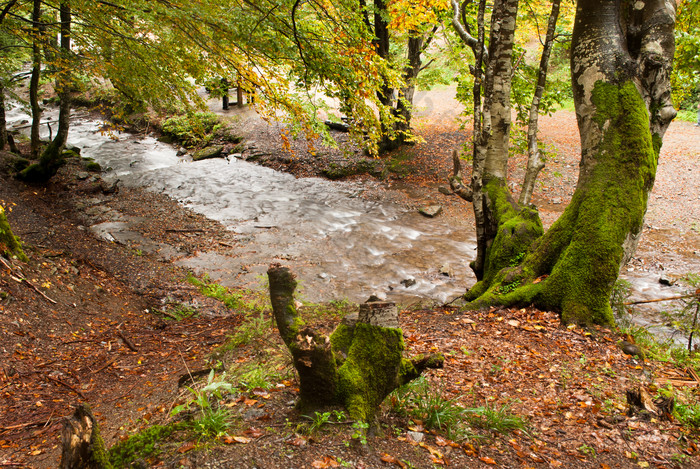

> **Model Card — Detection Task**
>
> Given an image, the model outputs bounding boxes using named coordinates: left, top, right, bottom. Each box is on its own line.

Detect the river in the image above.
left=6, top=102, right=698, bottom=341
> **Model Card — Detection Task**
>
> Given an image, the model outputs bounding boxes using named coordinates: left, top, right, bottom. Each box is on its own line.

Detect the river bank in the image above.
left=1, top=93, right=699, bottom=467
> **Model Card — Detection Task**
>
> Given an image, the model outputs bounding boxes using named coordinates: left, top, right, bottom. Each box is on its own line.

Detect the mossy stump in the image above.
left=59, top=404, right=111, bottom=469
left=267, top=265, right=443, bottom=423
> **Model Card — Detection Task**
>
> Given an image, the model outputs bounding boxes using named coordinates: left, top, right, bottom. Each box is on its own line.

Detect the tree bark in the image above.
left=19, top=2, right=72, bottom=183
left=0, top=81, right=7, bottom=151
left=59, top=404, right=111, bottom=469
left=267, top=264, right=443, bottom=423
left=30, top=0, right=43, bottom=158
left=52, top=1, right=72, bottom=151
left=519, top=0, right=561, bottom=206
left=461, top=0, right=677, bottom=326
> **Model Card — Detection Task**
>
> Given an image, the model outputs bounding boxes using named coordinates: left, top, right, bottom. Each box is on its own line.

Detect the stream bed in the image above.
left=7, top=105, right=697, bottom=341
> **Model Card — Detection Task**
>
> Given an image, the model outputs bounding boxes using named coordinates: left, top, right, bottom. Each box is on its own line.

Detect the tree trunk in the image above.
left=30, top=0, right=42, bottom=158
left=519, top=0, right=561, bottom=206
left=0, top=206, right=27, bottom=262
left=267, top=265, right=443, bottom=423
left=0, top=81, right=7, bottom=151
left=59, top=404, right=111, bottom=469
left=19, top=2, right=72, bottom=183
left=468, top=0, right=541, bottom=284
left=52, top=1, right=71, bottom=150
left=461, top=0, right=677, bottom=326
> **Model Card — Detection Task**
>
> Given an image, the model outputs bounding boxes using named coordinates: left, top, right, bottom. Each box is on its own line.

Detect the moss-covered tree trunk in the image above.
left=267, top=265, right=443, bottom=423
left=0, top=206, right=27, bottom=261
left=19, top=1, right=72, bottom=183
left=462, top=0, right=677, bottom=326
left=29, top=0, right=43, bottom=158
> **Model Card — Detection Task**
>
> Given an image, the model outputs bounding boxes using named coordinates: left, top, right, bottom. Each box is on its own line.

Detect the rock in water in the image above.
left=192, top=145, right=224, bottom=161
left=419, top=205, right=442, bottom=217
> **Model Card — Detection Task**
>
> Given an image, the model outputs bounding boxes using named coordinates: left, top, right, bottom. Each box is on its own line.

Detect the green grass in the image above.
left=388, top=376, right=527, bottom=441
left=109, top=422, right=188, bottom=468
left=675, top=109, right=697, bottom=123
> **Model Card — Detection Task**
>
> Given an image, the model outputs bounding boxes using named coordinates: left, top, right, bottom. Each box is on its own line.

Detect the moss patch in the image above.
left=336, top=323, right=404, bottom=421
left=0, top=206, right=28, bottom=262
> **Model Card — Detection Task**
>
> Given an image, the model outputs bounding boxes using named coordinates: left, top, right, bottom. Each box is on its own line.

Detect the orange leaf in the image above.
left=243, top=427, right=264, bottom=438
left=479, top=456, right=497, bottom=465
left=380, top=453, right=407, bottom=468
left=222, top=435, right=251, bottom=444
left=311, top=456, right=340, bottom=468
left=177, top=441, right=196, bottom=453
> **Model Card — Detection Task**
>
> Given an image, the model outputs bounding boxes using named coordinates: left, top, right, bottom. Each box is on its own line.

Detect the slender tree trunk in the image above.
left=519, top=0, right=561, bottom=206
left=19, top=2, right=72, bottom=182
left=469, top=0, right=533, bottom=282
left=30, top=0, right=43, bottom=158
left=0, top=81, right=7, bottom=151
left=462, top=0, right=677, bottom=326
left=52, top=1, right=71, bottom=150
left=395, top=34, right=423, bottom=135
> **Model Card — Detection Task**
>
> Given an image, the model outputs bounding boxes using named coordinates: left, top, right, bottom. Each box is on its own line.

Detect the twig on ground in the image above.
left=117, top=330, right=138, bottom=352
left=46, top=375, right=87, bottom=400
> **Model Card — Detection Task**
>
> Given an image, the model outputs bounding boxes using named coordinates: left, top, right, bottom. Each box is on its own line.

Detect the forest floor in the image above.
left=1, top=96, right=700, bottom=468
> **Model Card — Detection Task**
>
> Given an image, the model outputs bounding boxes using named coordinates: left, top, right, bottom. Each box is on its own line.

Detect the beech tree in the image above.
left=455, top=0, right=677, bottom=326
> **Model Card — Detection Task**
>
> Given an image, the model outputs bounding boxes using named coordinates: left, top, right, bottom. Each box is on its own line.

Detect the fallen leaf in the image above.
left=380, top=453, right=407, bottom=468
left=479, top=456, right=497, bottom=465
left=223, top=435, right=251, bottom=444
left=243, top=427, right=264, bottom=438
left=311, top=456, right=340, bottom=468
left=419, top=442, right=443, bottom=459
left=287, top=435, right=307, bottom=446
left=435, top=435, right=450, bottom=447
left=177, top=441, right=196, bottom=453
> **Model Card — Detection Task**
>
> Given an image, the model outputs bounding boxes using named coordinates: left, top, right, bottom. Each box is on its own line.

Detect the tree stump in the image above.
left=267, top=264, right=443, bottom=422
left=59, top=404, right=111, bottom=469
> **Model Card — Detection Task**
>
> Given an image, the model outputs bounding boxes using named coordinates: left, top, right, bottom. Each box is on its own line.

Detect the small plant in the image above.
left=660, top=273, right=700, bottom=351
left=187, top=273, right=246, bottom=309
left=163, top=303, right=197, bottom=321
left=497, top=280, right=521, bottom=295
left=350, top=421, right=369, bottom=445
left=108, top=422, right=188, bottom=468
left=172, top=370, right=234, bottom=440
left=509, top=251, right=526, bottom=267
left=301, top=410, right=347, bottom=434
left=388, top=376, right=472, bottom=440
left=610, top=278, right=633, bottom=327
left=577, top=444, right=596, bottom=458
left=675, top=398, right=700, bottom=428
left=464, top=401, right=528, bottom=436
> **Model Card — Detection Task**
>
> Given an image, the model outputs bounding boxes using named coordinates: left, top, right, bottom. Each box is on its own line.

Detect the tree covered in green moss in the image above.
left=0, top=204, right=27, bottom=262
left=450, top=0, right=677, bottom=326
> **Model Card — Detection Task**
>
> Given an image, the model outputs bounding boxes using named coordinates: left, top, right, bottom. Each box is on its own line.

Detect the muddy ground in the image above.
left=1, top=95, right=699, bottom=468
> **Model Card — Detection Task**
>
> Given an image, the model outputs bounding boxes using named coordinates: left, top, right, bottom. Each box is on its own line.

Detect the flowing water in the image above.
left=6, top=104, right=698, bottom=339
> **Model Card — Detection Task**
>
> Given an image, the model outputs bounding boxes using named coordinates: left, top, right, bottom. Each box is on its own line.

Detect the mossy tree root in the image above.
left=0, top=206, right=28, bottom=262
left=463, top=81, right=657, bottom=327
left=267, top=264, right=443, bottom=423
